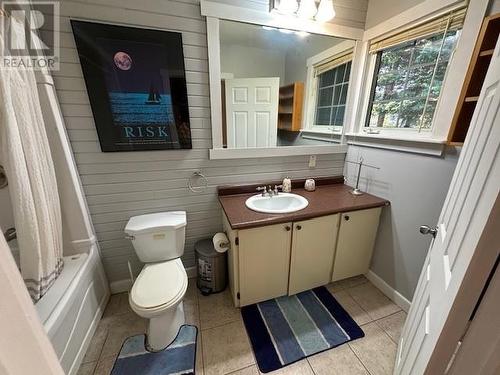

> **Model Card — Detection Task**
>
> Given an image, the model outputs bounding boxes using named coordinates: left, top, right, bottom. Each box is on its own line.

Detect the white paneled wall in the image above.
left=210, top=0, right=369, bottom=29
left=48, top=0, right=346, bottom=283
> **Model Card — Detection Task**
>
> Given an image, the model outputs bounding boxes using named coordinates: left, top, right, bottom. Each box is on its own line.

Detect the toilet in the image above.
left=124, top=211, right=188, bottom=352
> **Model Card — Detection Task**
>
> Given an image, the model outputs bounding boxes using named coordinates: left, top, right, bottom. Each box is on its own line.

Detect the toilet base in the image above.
left=146, top=301, right=186, bottom=352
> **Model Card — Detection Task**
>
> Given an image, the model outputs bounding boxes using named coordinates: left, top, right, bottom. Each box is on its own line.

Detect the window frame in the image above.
left=312, top=60, right=352, bottom=132
left=303, top=42, right=355, bottom=136
left=363, top=30, right=460, bottom=132
left=343, top=0, right=491, bottom=156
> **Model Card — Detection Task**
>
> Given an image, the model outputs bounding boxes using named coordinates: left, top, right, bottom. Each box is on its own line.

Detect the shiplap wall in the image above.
left=49, top=0, right=347, bottom=284
left=210, top=0, right=369, bottom=29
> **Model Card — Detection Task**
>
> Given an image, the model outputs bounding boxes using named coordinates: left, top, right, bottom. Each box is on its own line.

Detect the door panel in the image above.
left=225, top=77, right=279, bottom=148
left=332, top=208, right=382, bottom=282
left=395, top=40, right=500, bottom=375
left=238, top=222, right=292, bottom=306
left=288, top=215, right=339, bottom=295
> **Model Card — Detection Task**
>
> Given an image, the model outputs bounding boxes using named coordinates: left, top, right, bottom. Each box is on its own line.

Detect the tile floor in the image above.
left=78, top=276, right=406, bottom=375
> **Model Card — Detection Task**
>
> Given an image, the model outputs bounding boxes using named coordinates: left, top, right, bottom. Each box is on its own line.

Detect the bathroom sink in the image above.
left=245, top=193, right=309, bottom=214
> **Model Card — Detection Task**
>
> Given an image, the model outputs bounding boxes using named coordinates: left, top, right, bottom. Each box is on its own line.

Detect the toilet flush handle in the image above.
left=125, top=234, right=135, bottom=240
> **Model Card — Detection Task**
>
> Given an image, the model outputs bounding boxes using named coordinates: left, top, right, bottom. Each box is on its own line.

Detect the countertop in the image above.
left=219, top=183, right=389, bottom=230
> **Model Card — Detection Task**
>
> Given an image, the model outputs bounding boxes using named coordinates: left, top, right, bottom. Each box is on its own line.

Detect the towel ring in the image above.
left=188, top=171, right=208, bottom=193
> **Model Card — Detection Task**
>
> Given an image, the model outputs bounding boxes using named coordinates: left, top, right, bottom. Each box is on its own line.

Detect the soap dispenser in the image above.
left=282, top=176, right=292, bottom=193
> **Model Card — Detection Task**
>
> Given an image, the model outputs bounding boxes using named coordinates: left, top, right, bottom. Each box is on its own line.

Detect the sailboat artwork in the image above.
left=145, top=82, right=162, bottom=105
left=71, top=21, right=192, bottom=151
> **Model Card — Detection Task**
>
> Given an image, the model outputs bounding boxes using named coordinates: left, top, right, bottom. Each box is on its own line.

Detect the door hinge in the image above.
left=235, top=237, right=239, bottom=245
left=237, top=292, right=240, bottom=299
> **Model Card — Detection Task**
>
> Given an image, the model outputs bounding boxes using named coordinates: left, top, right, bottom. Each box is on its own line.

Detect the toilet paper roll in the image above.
left=213, top=232, right=230, bottom=253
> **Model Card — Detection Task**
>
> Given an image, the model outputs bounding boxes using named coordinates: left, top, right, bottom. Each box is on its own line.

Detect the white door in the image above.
left=395, top=41, right=500, bottom=374
left=225, top=77, right=279, bottom=148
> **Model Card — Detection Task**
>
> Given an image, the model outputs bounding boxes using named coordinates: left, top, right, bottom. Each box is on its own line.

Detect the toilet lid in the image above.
left=131, top=259, right=187, bottom=310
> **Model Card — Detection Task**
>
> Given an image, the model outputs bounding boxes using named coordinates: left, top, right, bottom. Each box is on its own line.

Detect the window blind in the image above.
left=369, top=7, right=467, bottom=54
left=314, top=49, right=354, bottom=77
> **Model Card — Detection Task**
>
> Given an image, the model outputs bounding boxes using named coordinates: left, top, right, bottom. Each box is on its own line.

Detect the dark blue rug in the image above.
left=241, top=286, right=364, bottom=373
left=111, top=325, right=198, bottom=375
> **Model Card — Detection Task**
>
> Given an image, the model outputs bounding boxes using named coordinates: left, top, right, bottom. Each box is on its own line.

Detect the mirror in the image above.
left=219, top=19, right=355, bottom=149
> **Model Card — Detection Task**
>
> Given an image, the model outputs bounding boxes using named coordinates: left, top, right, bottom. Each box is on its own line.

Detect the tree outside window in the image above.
left=366, top=30, right=460, bottom=130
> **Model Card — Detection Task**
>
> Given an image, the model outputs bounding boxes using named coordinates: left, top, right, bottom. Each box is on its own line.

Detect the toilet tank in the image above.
left=124, top=211, right=186, bottom=263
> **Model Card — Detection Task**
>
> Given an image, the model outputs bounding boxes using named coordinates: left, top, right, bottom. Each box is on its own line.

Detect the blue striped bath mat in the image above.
left=241, top=286, right=364, bottom=373
left=111, top=325, right=198, bottom=375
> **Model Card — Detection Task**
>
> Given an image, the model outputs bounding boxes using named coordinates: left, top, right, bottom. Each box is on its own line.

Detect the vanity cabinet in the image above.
left=222, top=206, right=383, bottom=307
left=238, top=222, right=292, bottom=306
left=331, top=207, right=382, bottom=282
left=289, top=214, right=339, bottom=295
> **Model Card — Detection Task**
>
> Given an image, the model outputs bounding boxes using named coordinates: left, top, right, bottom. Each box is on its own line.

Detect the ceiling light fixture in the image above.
left=297, top=0, right=317, bottom=19
left=315, top=0, right=336, bottom=22
left=270, top=0, right=335, bottom=23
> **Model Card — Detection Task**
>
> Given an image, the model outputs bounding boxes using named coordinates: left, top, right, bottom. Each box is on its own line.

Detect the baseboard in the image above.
left=109, top=266, right=197, bottom=294
left=366, top=270, right=411, bottom=312
left=109, top=279, right=133, bottom=294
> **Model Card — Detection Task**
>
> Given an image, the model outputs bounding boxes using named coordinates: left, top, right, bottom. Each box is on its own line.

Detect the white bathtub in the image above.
left=35, top=244, right=110, bottom=375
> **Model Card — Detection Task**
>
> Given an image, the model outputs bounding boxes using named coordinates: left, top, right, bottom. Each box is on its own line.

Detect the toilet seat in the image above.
left=130, top=258, right=187, bottom=316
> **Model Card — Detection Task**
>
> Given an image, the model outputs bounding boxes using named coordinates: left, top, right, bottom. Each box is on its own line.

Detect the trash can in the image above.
left=195, top=238, right=227, bottom=296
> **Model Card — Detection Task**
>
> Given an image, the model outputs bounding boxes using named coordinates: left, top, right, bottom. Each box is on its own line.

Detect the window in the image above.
left=366, top=30, right=460, bottom=130
left=314, top=61, right=352, bottom=129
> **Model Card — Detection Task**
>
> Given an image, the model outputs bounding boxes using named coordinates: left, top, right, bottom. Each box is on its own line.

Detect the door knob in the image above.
left=285, top=226, right=291, bottom=231
left=296, top=225, right=302, bottom=230
left=419, top=225, right=437, bottom=238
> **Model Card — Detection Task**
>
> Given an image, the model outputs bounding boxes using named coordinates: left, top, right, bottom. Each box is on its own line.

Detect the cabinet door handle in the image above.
left=296, top=225, right=302, bottom=230
left=344, top=215, right=350, bottom=221
left=285, top=226, right=291, bottom=231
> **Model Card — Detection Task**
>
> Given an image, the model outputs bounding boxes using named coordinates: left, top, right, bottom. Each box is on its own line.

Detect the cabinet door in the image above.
left=332, top=208, right=382, bottom=282
left=288, top=214, right=339, bottom=295
left=238, top=222, right=292, bottom=306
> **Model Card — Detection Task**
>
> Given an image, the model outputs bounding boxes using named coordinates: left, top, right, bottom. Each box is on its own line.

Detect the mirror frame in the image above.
left=201, top=0, right=364, bottom=159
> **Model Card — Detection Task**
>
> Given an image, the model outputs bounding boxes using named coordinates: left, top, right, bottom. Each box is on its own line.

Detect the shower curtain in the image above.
left=0, top=17, right=63, bottom=301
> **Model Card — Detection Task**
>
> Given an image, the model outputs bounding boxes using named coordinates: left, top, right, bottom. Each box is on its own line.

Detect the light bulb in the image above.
left=316, top=0, right=336, bottom=22
left=297, top=0, right=317, bottom=19
left=277, top=0, right=298, bottom=14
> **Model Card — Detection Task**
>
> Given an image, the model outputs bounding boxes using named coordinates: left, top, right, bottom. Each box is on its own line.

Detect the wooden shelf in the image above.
left=278, top=82, right=304, bottom=132
left=448, top=13, right=500, bottom=145
left=479, top=49, right=494, bottom=56
left=464, top=96, right=479, bottom=102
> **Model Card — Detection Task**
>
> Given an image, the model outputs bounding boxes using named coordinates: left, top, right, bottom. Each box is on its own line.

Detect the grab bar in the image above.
left=3, top=227, right=16, bottom=243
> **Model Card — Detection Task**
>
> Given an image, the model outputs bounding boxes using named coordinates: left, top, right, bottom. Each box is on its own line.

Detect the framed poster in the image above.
left=71, top=21, right=192, bottom=151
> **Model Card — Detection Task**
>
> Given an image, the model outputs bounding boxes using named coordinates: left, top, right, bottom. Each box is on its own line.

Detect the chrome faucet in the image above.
left=256, top=186, right=268, bottom=197
left=272, top=185, right=283, bottom=196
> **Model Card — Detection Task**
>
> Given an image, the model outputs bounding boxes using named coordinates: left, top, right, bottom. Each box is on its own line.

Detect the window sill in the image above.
left=300, top=129, right=342, bottom=136
left=300, top=129, right=342, bottom=143
left=209, top=144, right=348, bottom=160
left=345, top=132, right=448, bottom=156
